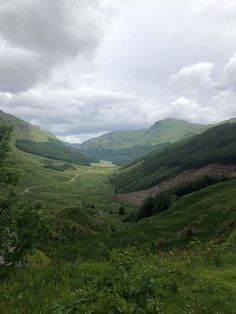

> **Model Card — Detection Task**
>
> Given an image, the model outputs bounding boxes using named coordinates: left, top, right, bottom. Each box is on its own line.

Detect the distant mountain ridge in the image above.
left=0, top=110, right=95, bottom=165
left=79, top=118, right=209, bottom=164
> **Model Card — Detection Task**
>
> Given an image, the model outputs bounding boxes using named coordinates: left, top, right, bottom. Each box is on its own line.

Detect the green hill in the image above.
left=0, top=109, right=56, bottom=142
left=4, top=178, right=234, bottom=313
left=0, top=110, right=95, bottom=165
left=73, top=178, right=236, bottom=254
left=113, top=123, right=236, bottom=192
left=1, top=116, right=236, bottom=313
left=79, top=118, right=208, bottom=164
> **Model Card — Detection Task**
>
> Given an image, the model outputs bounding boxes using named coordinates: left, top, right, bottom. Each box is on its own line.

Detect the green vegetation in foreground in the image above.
left=0, top=244, right=235, bottom=313
left=113, top=123, right=236, bottom=192
left=79, top=118, right=208, bottom=164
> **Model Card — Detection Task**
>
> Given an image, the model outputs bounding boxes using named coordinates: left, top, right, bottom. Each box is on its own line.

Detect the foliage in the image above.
left=43, top=159, right=76, bottom=172
left=0, top=126, right=18, bottom=209
left=0, top=245, right=235, bottom=313
left=0, top=127, right=49, bottom=273
left=119, top=206, right=126, bottom=215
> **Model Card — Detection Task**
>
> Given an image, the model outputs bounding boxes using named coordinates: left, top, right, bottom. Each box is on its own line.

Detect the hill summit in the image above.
left=79, top=118, right=208, bottom=164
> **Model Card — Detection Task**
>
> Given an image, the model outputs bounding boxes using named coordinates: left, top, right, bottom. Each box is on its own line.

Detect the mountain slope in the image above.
left=113, top=123, right=236, bottom=192
left=80, top=178, right=236, bottom=251
left=79, top=118, right=208, bottom=164
left=0, top=110, right=95, bottom=165
left=0, top=109, right=56, bottom=142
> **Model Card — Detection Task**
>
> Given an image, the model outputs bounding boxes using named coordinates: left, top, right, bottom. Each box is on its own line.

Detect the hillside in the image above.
left=113, top=123, right=236, bottom=192
left=1, top=117, right=236, bottom=313
left=74, top=178, right=236, bottom=253
left=79, top=118, right=208, bottom=164
left=0, top=110, right=95, bottom=165
left=0, top=110, right=56, bottom=142
left=2, top=178, right=235, bottom=313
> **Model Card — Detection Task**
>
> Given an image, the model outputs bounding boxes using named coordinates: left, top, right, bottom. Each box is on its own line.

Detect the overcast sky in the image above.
left=1, top=0, right=236, bottom=142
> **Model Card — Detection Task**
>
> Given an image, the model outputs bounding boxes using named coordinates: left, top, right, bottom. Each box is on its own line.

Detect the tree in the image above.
left=119, top=207, right=126, bottom=216
left=0, top=126, right=46, bottom=273
left=0, top=126, right=18, bottom=210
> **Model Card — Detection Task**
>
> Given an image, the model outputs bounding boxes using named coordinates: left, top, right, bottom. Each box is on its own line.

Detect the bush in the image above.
left=119, top=207, right=126, bottom=215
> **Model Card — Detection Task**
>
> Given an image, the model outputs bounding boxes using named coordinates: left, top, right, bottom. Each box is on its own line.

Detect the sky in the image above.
left=0, top=0, right=236, bottom=143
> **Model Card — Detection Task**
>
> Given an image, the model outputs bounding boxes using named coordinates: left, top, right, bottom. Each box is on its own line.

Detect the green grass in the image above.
left=15, top=151, right=136, bottom=236
left=0, top=152, right=235, bottom=313
left=54, top=179, right=236, bottom=261
left=0, top=245, right=235, bottom=313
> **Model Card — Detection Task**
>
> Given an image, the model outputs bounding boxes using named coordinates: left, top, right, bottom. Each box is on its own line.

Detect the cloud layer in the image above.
left=0, top=0, right=236, bottom=142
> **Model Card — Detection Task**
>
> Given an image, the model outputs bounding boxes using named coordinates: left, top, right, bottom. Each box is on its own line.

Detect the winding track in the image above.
left=18, top=172, right=80, bottom=195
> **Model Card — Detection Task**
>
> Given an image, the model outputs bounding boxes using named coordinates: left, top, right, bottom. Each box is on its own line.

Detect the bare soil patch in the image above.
left=116, top=164, right=236, bottom=206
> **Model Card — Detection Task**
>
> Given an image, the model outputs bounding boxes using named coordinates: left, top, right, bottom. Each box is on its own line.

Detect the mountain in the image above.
left=113, top=122, right=236, bottom=192
left=0, top=110, right=95, bottom=165
left=0, top=109, right=56, bottom=142
left=79, top=118, right=209, bottom=164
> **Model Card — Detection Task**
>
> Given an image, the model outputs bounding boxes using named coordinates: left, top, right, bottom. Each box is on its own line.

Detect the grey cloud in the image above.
left=212, top=89, right=236, bottom=117
left=0, top=87, right=155, bottom=135
left=216, top=53, right=236, bottom=90
left=0, top=0, right=106, bottom=56
left=169, top=62, right=214, bottom=95
left=0, top=0, right=111, bottom=93
left=1, top=0, right=236, bottom=141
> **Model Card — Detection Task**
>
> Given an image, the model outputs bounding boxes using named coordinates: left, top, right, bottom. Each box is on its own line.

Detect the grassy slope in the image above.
left=0, top=179, right=235, bottom=313
left=0, top=110, right=56, bottom=143
left=15, top=151, right=136, bottom=235
left=79, top=118, right=208, bottom=164
left=57, top=179, right=236, bottom=258
left=0, top=110, right=94, bottom=165
left=113, top=123, right=236, bottom=192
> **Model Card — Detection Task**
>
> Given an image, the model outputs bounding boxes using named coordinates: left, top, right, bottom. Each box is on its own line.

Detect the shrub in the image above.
left=119, top=207, right=126, bottom=215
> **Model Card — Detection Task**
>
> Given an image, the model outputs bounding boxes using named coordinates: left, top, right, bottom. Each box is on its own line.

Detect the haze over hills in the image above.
left=0, top=110, right=95, bottom=166
left=79, top=118, right=209, bottom=164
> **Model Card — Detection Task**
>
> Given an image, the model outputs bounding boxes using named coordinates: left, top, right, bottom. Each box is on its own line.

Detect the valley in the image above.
left=0, top=110, right=236, bottom=313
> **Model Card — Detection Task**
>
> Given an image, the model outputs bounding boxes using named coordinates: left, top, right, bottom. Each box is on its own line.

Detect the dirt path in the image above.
left=116, top=164, right=236, bottom=206
left=67, top=172, right=79, bottom=183
left=18, top=172, right=80, bottom=195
